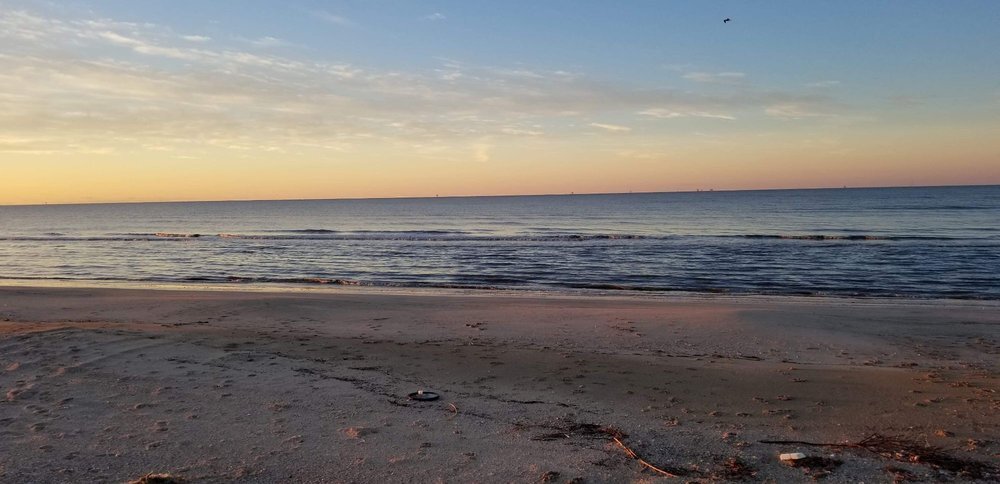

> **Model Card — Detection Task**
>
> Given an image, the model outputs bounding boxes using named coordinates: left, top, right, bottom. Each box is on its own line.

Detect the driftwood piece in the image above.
left=528, top=421, right=691, bottom=477
left=612, top=436, right=681, bottom=478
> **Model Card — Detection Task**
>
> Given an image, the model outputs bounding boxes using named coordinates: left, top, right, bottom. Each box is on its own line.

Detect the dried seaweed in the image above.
left=709, top=457, right=758, bottom=481
left=127, top=473, right=185, bottom=484
left=539, top=470, right=561, bottom=482
left=530, top=422, right=619, bottom=442
left=527, top=421, right=692, bottom=477
left=885, top=465, right=917, bottom=483
left=785, top=456, right=843, bottom=480
left=854, top=434, right=996, bottom=480
left=761, top=433, right=998, bottom=480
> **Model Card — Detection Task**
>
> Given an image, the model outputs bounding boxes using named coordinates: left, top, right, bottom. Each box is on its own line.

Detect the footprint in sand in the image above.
left=342, top=427, right=377, bottom=440
left=6, top=382, right=36, bottom=402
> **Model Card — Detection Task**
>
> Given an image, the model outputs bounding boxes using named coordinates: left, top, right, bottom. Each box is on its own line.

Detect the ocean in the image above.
left=1, top=185, right=998, bottom=299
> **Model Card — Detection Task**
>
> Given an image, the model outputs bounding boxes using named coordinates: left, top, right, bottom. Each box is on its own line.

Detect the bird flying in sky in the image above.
left=724, top=18, right=732, bottom=23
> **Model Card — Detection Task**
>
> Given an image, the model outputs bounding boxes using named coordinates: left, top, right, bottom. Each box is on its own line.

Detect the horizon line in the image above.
left=3, top=182, right=998, bottom=208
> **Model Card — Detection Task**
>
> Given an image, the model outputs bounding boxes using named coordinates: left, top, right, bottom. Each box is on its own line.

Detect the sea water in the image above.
left=1, top=185, right=998, bottom=299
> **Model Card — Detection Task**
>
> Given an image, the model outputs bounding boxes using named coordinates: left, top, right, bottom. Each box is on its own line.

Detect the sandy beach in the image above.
left=1, top=286, right=997, bottom=482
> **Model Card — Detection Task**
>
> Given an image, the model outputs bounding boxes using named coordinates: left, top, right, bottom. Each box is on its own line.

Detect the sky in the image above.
left=2, top=0, right=999, bottom=204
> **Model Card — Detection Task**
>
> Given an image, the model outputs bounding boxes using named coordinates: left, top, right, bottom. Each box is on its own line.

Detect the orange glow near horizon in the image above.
left=4, top=124, right=999, bottom=205
left=2, top=6, right=999, bottom=205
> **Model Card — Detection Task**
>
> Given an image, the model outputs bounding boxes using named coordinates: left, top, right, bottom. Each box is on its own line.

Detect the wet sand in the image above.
left=1, top=286, right=998, bottom=482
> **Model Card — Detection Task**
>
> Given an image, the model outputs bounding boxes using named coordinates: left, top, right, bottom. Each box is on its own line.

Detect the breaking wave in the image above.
left=0, top=231, right=988, bottom=243
left=734, top=234, right=960, bottom=241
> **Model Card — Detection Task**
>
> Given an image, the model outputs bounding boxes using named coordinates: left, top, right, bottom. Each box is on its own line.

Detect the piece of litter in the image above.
left=408, top=390, right=440, bottom=401
left=780, top=452, right=807, bottom=461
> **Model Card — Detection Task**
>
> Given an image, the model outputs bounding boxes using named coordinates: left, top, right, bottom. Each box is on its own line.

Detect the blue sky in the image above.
left=2, top=0, right=999, bottom=203
left=63, top=1, right=999, bottom=86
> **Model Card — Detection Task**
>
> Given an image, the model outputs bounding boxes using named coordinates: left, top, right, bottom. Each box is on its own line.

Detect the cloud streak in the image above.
left=765, top=103, right=830, bottom=119
left=639, top=109, right=736, bottom=121
left=590, top=123, right=632, bottom=132
left=682, top=71, right=746, bottom=84
left=0, top=9, right=842, bottom=157
left=312, top=10, right=352, bottom=26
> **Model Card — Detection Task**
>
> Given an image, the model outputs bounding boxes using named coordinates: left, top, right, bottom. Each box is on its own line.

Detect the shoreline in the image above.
left=1, top=286, right=998, bottom=482
left=3, top=279, right=1000, bottom=308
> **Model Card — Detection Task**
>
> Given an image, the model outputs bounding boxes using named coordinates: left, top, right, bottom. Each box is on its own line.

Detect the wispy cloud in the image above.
left=682, top=71, right=746, bottom=84
left=639, top=109, right=736, bottom=120
left=248, top=36, right=289, bottom=48
left=473, top=142, right=492, bottom=162
left=181, top=34, right=211, bottom=43
left=0, top=9, right=842, bottom=156
left=806, top=80, right=841, bottom=88
left=589, top=122, right=632, bottom=133
left=617, top=149, right=664, bottom=160
left=422, top=13, right=446, bottom=21
left=887, top=95, right=925, bottom=107
left=312, top=10, right=352, bottom=26
left=500, top=126, right=544, bottom=136
left=764, top=103, right=830, bottom=119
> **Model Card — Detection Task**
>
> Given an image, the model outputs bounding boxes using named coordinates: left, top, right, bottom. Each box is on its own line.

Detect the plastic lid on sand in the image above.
left=408, top=390, right=440, bottom=401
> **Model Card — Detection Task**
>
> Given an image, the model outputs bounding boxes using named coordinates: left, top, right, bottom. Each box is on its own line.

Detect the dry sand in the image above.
left=1, top=286, right=998, bottom=482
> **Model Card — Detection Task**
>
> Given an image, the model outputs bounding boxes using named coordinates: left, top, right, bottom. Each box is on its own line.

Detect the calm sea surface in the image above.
left=1, top=186, right=998, bottom=299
